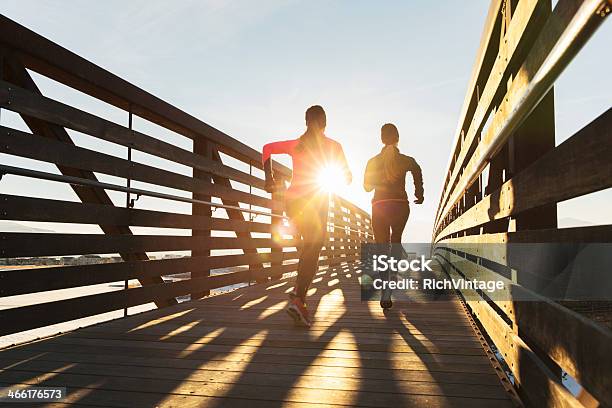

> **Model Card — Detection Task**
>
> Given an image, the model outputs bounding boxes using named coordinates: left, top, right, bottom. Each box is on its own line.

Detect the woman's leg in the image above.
left=390, top=202, right=410, bottom=243
left=372, top=202, right=395, bottom=308
left=372, top=202, right=391, bottom=245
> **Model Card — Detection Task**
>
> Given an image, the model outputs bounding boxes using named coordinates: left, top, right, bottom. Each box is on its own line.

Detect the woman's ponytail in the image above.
left=381, top=123, right=402, bottom=182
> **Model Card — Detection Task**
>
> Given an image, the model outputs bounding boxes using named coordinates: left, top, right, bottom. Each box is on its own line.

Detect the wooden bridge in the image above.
left=0, top=1, right=611, bottom=407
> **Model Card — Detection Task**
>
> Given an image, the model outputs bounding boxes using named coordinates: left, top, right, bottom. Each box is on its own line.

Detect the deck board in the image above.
left=0, top=261, right=515, bottom=407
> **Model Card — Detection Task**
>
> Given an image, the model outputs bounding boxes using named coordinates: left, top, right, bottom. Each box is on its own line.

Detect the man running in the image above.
left=262, top=105, right=351, bottom=326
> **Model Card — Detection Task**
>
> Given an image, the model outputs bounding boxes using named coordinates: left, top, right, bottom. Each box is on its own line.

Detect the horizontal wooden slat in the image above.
left=442, top=0, right=501, bottom=184
left=439, top=225, right=612, bottom=245
left=327, top=233, right=362, bottom=242
left=0, top=251, right=300, bottom=297
left=507, top=225, right=612, bottom=244
left=435, top=1, right=607, bottom=234
left=0, top=363, right=511, bottom=405
left=434, top=0, right=503, bottom=220
left=0, top=233, right=299, bottom=258
left=0, top=263, right=297, bottom=336
left=322, top=253, right=360, bottom=261
left=0, top=357, right=503, bottom=395
left=328, top=218, right=363, bottom=230
left=335, top=198, right=371, bottom=222
left=435, top=108, right=612, bottom=240
left=436, top=250, right=612, bottom=404
left=0, top=80, right=264, bottom=188
left=0, top=126, right=272, bottom=208
left=0, top=15, right=295, bottom=176
left=0, top=193, right=283, bottom=234
left=437, top=255, right=582, bottom=408
left=436, top=0, right=544, bottom=225
left=436, top=225, right=612, bottom=268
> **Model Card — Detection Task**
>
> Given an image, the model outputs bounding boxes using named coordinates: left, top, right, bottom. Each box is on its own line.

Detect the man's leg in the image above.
left=288, top=225, right=319, bottom=326
left=287, top=198, right=327, bottom=326
left=295, top=240, right=324, bottom=301
left=295, top=199, right=327, bottom=301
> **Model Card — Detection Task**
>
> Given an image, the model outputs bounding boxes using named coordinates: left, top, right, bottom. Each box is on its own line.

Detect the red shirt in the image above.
left=262, top=136, right=351, bottom=200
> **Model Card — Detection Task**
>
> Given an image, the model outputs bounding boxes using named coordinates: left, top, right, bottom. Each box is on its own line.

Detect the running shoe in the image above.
left=286, top=297, right=311, bottom=327
left=380, top=287, right=393, bottom=309
left=380, top=299, right=393, bottom=309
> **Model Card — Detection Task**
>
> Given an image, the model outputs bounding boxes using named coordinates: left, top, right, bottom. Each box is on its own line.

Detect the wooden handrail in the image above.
left=432, top=1, right=611, bottom=406
left=0, top=16, right=373, bottom=341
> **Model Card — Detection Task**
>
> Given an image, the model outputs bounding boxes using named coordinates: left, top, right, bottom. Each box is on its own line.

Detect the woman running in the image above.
left=262, top=105, right=351, bottom=327
left=363, top=123, right=424, bottom=309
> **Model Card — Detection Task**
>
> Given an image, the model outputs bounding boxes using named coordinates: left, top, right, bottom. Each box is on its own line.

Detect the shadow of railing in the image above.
left=1, top=260, right=511, bottom=406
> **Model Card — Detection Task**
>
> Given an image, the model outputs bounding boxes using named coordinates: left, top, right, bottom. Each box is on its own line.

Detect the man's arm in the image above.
left=262, top=140, right=294, bottom=164
left=262, top=140, right=295, bottom=193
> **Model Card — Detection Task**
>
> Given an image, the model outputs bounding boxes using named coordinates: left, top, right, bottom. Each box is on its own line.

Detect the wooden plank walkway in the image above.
left=0, top=261, right=517, bottom=407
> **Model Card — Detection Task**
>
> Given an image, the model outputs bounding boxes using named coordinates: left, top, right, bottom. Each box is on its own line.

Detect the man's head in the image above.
left=305, top=105, right=326, bottom=131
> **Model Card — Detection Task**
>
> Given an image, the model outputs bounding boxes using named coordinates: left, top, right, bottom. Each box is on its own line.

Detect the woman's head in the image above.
left=381, top=123, right=399, bottom=145
left=305, top=105, right=326, bottom=131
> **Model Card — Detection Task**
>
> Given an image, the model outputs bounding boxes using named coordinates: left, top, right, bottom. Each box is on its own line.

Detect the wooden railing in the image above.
left=432, top=0, right=611, bottom=407
left=0, top=16, right=373, bottom=338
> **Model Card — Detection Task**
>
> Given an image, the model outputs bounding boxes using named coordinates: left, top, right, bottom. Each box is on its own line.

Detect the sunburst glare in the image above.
left=317, top=163, right=345, bottom=192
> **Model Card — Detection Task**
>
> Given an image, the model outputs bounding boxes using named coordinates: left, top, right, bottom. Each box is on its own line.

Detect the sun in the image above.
left=317, top=164, right=345, bottom=192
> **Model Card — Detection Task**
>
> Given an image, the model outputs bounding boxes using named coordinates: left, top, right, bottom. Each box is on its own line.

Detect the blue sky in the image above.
left=0, top=0, right=610, bottom=241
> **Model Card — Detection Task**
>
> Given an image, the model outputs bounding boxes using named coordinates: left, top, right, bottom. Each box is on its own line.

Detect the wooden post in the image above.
left=191, top=138, right=212, bottom=300
left=3, top=53, right=176, bottom=307
left=328, top=196, right=336, bottom=266
left=270, top=185, right=284, bottom=281
left=349, top=210, right=357, bottom=259
left=511, top=90, right=557, bottom=230
left=209, top=148, right=265, bottom=283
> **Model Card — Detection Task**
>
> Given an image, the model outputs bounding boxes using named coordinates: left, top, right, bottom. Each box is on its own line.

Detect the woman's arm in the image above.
left=363, top=159, right=375, bottom=192
left=407, top=156, right=424, bottom=203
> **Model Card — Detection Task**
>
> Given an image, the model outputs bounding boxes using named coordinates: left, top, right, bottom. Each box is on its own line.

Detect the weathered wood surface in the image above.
left=0, top=261, right=515, bottom=407
left=435, top=249, right=612, bottom=406
left=434, top=0, right=609, bottom=237
left=436, top=108, right=612, bottom=240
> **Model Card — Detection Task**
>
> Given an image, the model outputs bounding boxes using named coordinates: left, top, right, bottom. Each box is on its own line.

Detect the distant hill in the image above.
left=0, top=221, right=55, bottom=233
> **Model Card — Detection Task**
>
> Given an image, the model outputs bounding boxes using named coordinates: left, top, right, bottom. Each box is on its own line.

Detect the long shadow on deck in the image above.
left=0, top=261, right=513, bottom=407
